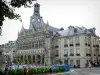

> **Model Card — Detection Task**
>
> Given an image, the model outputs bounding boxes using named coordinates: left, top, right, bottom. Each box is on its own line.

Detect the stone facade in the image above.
left=1, top=3, right=100, bottom=67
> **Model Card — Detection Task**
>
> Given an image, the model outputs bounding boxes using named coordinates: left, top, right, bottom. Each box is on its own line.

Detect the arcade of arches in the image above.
left=17, top=54, right=44, bottom=64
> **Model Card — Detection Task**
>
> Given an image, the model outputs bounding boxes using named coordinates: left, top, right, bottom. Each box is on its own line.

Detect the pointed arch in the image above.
left=37, top=55, right=41, bottom=64
left=33, top=55, right=35, bottom=63
left=28, top=55, right=31, bottom=64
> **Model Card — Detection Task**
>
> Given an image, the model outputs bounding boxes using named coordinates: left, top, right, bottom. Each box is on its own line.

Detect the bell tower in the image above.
left=33, top=3, right=40, bottom=16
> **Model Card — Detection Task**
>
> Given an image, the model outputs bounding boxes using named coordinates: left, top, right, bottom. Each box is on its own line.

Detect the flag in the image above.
left=43, top=47, right=48, bottom=53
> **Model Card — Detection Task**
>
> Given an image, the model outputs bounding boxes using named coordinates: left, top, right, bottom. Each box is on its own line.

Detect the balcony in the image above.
left=70, top=53, right=74, bottom=56
left=55, top=46, right=59, bottom=48
left=96, top=45, right=99, bottom=48
left=86, top=54, right=91, bottom=56
left=88, top=44, right=90, bottom=46
left=88, top=54, right=91, bottom=56
left=55, top=54, right=59, bottom=57
left=93, top=45, right=95, bottom=47
left=76, top=53, right=80, bottom=56
left=64, top=44, right=68, bottom=47
left=98, top=55, right=100, bottom=57
left=64, top=54, right=68, bottom=56
left=86, top=53, right=88, bottom=56
left=70, top=44, right=73, bottom=46
left=85, top=43, right=87, bottom=46
left=75, top=43, right=80, bottom=46
left=94, top=54, right=96, bottom=56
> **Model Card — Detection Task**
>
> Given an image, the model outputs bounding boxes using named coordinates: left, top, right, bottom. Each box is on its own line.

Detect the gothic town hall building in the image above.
left=2, top=3, right=100, bottom=68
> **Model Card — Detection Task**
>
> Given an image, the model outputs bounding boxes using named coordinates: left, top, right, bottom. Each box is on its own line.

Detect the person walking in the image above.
left=4, top=65, right=8, bottom=75
left=89, top=62, right=93, bottom=72
left=24, top=66, right=27, bottom=75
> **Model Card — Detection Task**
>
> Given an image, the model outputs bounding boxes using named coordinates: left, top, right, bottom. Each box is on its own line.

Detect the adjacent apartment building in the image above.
left=1, top=3, right=100, bottom=67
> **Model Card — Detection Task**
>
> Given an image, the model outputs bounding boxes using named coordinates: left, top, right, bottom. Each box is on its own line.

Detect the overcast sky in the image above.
left=0, top=0, right=100, bottom=44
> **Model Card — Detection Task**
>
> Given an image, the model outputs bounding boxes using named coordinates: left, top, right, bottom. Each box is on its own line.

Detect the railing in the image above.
left=70, top=44, right=73, bottom=46
left=64, top=54, right=68, bottom=56
left=55, top=46, right=59, bottom=48
left=64, top=44, right=68, bottom=47
left=70, top=53, right=74, bottom=56
left=86, top=54, right=91, bottom=56
left=55, top=54, right=59, bottom=57
left=75, top=43, right=80, bottom=46
left=76, top=53, right=80, bottom=56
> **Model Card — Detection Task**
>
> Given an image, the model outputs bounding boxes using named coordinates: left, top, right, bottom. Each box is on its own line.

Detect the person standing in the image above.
left=49, top=67, right=52, bottom=74
left=24, top=66, right=27, bottom=75
left=5, top=65, right=8, bottom=75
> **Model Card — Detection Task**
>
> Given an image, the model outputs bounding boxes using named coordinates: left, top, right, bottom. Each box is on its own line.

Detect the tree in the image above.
left=0, top=0, right=36, bottom=34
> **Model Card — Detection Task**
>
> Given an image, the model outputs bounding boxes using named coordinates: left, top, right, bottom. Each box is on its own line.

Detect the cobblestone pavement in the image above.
left=70, top=67, right=100, bottom=75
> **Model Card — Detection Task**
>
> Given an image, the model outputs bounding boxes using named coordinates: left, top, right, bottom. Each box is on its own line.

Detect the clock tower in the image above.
left=29, top=3, right=45, bottom=31
left=33, top=3, right=40, bottom=16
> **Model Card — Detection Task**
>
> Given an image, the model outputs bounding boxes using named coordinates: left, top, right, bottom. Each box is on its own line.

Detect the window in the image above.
left=64, top=39, right=68, bottom=45
left=55, top=50, right=59, bottom=56
left=69, top=37, right=73, bottom=44
left=64, top=49, right=68, bottom=55
left=64, top=49, right=68, bottom=56
left=70, top=60, right=74, bottom=67
left=75, top=36, right=79, bottom=43
left=55, top=50, right=59, bottom=54
left=76, top=60, right=80, bottom=67
left=76, top=48, right=80, bottom=54
left=70, top=49, right=74, bottom=54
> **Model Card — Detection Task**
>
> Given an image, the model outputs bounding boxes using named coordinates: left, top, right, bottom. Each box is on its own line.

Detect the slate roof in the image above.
left=48, top=25, right=60, bottom=32
left=58, top=26, right=95, bottom=36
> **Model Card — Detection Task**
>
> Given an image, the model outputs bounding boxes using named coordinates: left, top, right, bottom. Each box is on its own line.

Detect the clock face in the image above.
left=38, top=18, right=40, bottom=22
left=32, top=18, right=34, bottom=22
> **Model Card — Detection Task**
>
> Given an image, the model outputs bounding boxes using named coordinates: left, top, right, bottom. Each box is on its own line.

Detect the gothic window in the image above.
left=39, top=41, right=42, bottom=48
left=32, top=42, right=34, bottom=48
left=29, top=43, right=31, bottom=49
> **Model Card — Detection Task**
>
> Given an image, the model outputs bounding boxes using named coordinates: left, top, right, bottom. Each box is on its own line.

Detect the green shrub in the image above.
left=8, top=69, right=16, bottom=75
left=59, top=67, right=66, bottom=72
left=16, top=68, right=23, bottom=75
left=44, top=67, right=49, bottom=73
left=37, top=67, right=44, bottom=74
left=0, top=68, right=3, bottom=75
left=52, top=68, right=59, bottom=73
left=28, top=68, right=37, bottom=75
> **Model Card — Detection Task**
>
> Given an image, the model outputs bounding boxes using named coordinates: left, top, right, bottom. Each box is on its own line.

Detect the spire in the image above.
left=18, top=30, right=19, bottom=35
left=47, top=20, right=49, bottom=25
left=20, top=24, right=25, bottom=32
